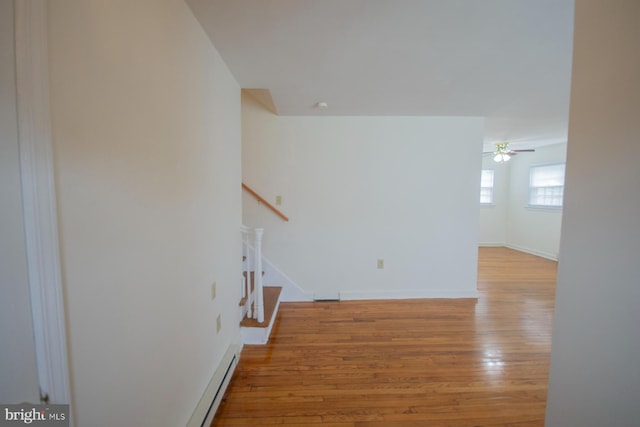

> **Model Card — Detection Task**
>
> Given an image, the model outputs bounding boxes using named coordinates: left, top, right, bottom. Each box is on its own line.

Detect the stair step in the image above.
left=240, top=286, right=282, bottom=328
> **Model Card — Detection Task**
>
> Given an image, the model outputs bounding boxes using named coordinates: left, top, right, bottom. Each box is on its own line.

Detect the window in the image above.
left=529, top=163, right=565, bottom=207
left=480, top=169, right=494, bottom=204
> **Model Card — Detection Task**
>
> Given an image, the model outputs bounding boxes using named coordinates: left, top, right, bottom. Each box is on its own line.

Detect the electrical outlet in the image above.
left=211, top=282, right=217, bottom=300
left=275, top=195, right=282, bottom=206
left=216, top=314, right=222, bottom=333
left=377, top=259, right=384, bottom=269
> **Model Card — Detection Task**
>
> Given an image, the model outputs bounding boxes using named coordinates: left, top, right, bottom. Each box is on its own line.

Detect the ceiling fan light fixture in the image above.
left=492, top=142, right=512, bottom=162
left=493, top=153, right=511, bottom=162
left=487, top=141, right=534, bottom=162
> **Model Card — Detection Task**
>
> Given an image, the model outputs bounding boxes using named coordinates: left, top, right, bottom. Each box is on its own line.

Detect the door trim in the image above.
left=15, top=0, right=72, bottom=414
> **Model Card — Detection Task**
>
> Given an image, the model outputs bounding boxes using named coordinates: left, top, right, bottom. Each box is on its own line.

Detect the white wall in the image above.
left=48, top=0, right=241, bottom=425
left=546, top=1, right=640, bottom=426
left=478, top=158, right=509, bottom=245
left=0, top=0, right=41, bottom=404
left=506, top=143, right=566, bottom=259
left=242, top=92, right=483, bottom=299
left=479, top=143, right=567, bottom=260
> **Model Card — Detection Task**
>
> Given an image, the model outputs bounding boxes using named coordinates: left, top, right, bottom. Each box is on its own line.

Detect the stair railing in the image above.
left=240, top=225, right=264, bottom=323
left=242, top=183, right=289, bottom=222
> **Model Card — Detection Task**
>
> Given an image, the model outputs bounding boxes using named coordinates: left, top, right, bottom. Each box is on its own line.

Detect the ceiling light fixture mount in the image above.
left=315, top=101, right=328, bottom=109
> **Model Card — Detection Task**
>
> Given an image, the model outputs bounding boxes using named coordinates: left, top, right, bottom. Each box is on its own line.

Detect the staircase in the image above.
left=240, top=284, right=282, bottom=345
left=240, top=226, right=282, bottom=344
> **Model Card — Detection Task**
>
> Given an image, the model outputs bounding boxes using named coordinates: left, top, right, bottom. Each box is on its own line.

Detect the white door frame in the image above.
left=15, top=0, right=72, bottom=415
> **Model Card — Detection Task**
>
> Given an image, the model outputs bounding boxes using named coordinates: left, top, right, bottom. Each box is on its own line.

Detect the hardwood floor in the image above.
left=212, top=247, right=557, bottom=426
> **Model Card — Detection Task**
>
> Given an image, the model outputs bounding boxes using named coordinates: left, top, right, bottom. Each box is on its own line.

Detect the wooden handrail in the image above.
left=242, top=183, right=289, bottom=222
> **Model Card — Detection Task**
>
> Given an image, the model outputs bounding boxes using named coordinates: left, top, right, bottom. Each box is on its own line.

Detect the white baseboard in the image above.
left=505, top=243, right=558, bottom=261
left=339, top=289, right=478, bottom=301
left=187, top=344, right=240, bottom=427
left=479, top=242, right=507, bottom=247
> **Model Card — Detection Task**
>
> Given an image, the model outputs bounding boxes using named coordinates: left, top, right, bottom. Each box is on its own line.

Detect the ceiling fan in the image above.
left=484, top=142, right=535, bottom=162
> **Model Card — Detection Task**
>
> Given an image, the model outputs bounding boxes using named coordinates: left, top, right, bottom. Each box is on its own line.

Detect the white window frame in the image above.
left=528, top=163, right=565, bottom=208
left=480, top=169, right=495, bottom=205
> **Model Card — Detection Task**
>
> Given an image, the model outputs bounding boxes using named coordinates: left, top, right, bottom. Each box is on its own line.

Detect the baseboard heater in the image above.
left=187, top=344, right=240, bottom=427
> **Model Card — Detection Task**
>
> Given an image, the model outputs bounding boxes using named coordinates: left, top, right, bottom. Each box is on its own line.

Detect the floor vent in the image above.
left=313, top=292, right=341, bottom=301
left=187, top=344, right=239, bottom=427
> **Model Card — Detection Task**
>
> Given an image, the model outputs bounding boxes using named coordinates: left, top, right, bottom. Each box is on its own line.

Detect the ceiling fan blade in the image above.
left=511, top=149, right=535, bottom=152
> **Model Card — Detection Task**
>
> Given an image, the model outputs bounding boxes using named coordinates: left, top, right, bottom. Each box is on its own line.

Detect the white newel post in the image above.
left=254, top=228, right=264, bottom=323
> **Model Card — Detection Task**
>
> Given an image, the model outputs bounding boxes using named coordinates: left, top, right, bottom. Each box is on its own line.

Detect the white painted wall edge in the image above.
left=479, top=242, right=507, bottom=247
left=15, top=0, right=72, bottom=413
left=505, top=243, right=558, bottom=261
left=339, top=289, right=479, bottom=301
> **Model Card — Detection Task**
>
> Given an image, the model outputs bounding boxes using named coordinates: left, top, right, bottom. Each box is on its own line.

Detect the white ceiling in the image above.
left=187, top=0, right=574, bottom=151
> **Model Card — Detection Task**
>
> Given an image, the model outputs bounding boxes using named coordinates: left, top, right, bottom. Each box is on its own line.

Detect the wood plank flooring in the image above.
left=212, top=247, right=557, bottom=426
